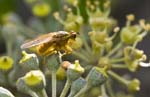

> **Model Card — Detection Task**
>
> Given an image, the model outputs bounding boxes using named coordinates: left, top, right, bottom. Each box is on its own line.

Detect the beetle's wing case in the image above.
left=21, top=32, right=57, bottom=49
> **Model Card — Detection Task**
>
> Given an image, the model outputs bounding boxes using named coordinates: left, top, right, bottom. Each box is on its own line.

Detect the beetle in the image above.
left=21, top=31, right=77, bottom=56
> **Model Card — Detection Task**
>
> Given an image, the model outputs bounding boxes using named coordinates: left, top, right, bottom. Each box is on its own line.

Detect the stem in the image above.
left=81, top=33, right=91, bottom=55
left=108, top=70, right=129, bottom=85
left=109, top=31, right=118, bottom=41
left=3, top=73, right=9, bottom=86
left=126, top=21, right=131, bottom=27
left=6, top=42, right=12, bottom=56
left=130, top=31, right=146, bottom=55
left=52, top=70, right=57, bottom=97
left=58, top=0, right=65, bottom=19
left=72, top=51, right=90, bottom=63
left=28, top=91, right=39, bottom=97
left=101, top=85, right=108, bottom=97
left=37, top=89, right=48, bottom=97
left=106, top=80, right=115, bottom=97
left=110, top=58, right=125, bottom=63
left=74, top=85, right=90, bottom=97
left=106, top=42, right=122, bottom=57
left=60, top=79, right=72, bottom=97
left=111, top=64, right=127, bottom=69
left=58, top=51, right=63, bottom=63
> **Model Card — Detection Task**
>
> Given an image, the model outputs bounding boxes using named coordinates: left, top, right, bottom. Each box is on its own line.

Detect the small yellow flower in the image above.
left=67, top=60, right=84, bottom=81
left=68, top=37, right=83, bottom=49
left=0, top=56, right=14, bottom=71
left=24, top=70, right=44, bottom=86
left=69, top=60, right=84, bottom=73
left=56, top=67, right=66, bottom=80
left=19, top=51, right=37, bottom=64
left=128, top=79, right=140, bottom=92
left=32, top=3, right=51, bottom=17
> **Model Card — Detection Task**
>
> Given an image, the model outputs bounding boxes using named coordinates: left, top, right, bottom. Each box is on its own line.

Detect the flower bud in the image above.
left=104, top=40, right=113, bottom=52
left=134, top=49, right=146, bottom=60
left=0, top=87, right=15, bottom=97
left=68, top=77, right=86, bottom=97
left=2, top=23, right=18, bottom=43
left=139, top=19, right=150, bottom=31
left=16, top=78, right=32, bottom=94
left=120, top=25, right=142, bottom=44
left=64, top=13, right=83, bottom=32
left=103, top=0, right=111, bottom=9
left=23, top=70, right=46, bottom=91
left=89, top=31, right=109, bottom=46
left=126, top=14, right=135, bottom=22
left=88, top=9, right=116, bottom=31
left=127, top=79, right=140, bottom=92
left=86, top=67, right=107, bottom=87
left=56, top=67, right=66, bottom=80
left=32, top=3, right=51, bottom=17
left=127, top=61, right=139, bottom=72
left=0, top=56, right=14, bottom=72
left=95, top=31, right=108, bottom=44
left=67, top=60, right=84, bottom=82
left=89, top=87, right=101, bottom=97
left=19, top=51, right=39, bottom=70
left=64, top=22, right=78, bottom=32
left=68, top=37, right=83, bottom=49
left=124, top=47, right=146, bottom=71
left=98, top=57, right=111, bottom=69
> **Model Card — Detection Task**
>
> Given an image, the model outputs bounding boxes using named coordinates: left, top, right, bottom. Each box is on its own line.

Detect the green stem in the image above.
left=130, top=31, right=146, bottom=54
left=108, top=70, right=129, bottom=85
left=101, top=85, right=108, bottom=97
left=6, top=42, right=12, bottom=56
left=126, top=21, right=131, bottom=27
left=111, top=64, right=127, bottom=69
left=72, top=51, right=90, bottom=63
left=3, top=73, right=9, bottom=86
left=58, top=51, right=63, bottom=63
left=74, top=85, right=90, bottom=97
left=37, top=89, right=48, bottom=97
left=106, top=42, right=122, bottom=57
left=81, top=33, right=91, bottom=55
left=58, top=0, right=65, bottom=19
left=106, top=80, right=115, bottom=97
left=28, top=91, right=39, bottom=97
left=60, top=79, right=72, bottom=97
left=109, top=31, right=118, bottom=41
left=52, top=70, right=57, bottom=97
left=110, top=58, right=125, bottom=63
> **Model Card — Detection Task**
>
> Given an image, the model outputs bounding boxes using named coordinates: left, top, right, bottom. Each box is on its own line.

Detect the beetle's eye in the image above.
left=71, top=33, right=76, bottom=39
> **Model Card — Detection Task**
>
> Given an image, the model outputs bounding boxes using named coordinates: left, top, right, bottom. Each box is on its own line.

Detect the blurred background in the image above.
left=0, top=0, right=150, bottom=97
